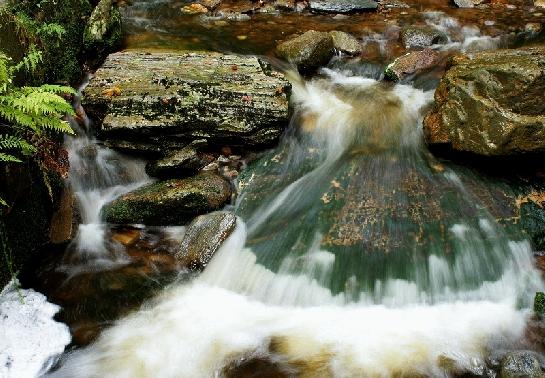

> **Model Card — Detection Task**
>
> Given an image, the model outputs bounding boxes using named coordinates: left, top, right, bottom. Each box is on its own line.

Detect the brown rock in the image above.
left=424, top=47, right=545, bottom=156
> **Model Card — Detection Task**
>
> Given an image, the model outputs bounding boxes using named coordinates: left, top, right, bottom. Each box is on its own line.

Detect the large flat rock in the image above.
left=83, top=51, right=291, bottom=149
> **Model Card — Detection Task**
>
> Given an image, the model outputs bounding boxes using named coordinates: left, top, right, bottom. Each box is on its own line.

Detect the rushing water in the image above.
left=46, top=66, right=544, bottom=376
left=59, top=77, right=151, bottom=275
left=2, top=2, right=540, bottom=376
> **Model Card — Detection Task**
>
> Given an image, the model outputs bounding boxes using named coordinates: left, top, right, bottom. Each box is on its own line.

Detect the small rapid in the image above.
left=59, top=76, right=151, bottom=274
left=48, top=69, right=544, bottom=377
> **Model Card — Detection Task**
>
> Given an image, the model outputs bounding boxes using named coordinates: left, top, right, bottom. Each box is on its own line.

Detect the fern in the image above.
left=0, top=47, right=75, bottom=207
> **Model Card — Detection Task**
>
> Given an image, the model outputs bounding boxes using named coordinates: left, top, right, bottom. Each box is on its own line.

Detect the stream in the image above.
left=2, top=0, right=545, bottom=377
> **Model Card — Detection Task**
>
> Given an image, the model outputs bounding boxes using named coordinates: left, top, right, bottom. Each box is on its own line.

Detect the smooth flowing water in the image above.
left=47, top=66, right=544, bottom=376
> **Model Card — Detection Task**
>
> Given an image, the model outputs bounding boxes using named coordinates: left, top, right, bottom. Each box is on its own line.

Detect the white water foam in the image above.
left=0, top=281, right=71, bottom=378
left=48, top=222, right=537, bottom=377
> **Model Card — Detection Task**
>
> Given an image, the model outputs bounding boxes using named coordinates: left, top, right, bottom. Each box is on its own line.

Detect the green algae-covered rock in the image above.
left=424, top=47, right=545, bottom=156
left=276, top=30, right=335, bottom=73
left=83, top=51, right=291, bottom=151
left=175, top=211, right=237, bottom=270
left=102, top=173, right=231, bottom=226
left=83, top=0, right=122, bottom=59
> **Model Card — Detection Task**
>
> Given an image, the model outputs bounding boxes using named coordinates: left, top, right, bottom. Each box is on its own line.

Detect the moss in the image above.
left=519, top=201, right=545, bottom=251
left=7, top=0, right=94, bottom=84
left=534, top=292, right=545, bottom=318
left=83, top=0, right=123, bottom=65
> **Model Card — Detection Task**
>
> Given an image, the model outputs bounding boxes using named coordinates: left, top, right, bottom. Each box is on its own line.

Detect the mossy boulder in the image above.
left=101, top=173, right=232, bottom=226
left=276, top=30, right=335, bottom=73
left=83, top=0, right=122, bottom=63
left=424, top=47, right=545, bottom=156
left=83, top=51, right=291, bottom=152
left=175, top=211, right=237, bottom=270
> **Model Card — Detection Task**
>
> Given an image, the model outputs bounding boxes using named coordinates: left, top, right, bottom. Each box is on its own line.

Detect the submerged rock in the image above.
left=101, top=173, right=231, bottom=225
left=500, top=351, right=543, bottom=378
left=83, top=51, right=291, bottom=152
left=384, top=49, right=441, bottom=81
left=424, top=47, right=545, bottom=156
left=83, top=0, right=122, bottom=57
left=175, top=211, right=237, bottom=270
left=330, top=31, right=362, bottom=55
left=400, top=26, right=448, bottom=49
left=309, top=0, right=378, bottom=13
left=276, top=30, right=335, bottom=72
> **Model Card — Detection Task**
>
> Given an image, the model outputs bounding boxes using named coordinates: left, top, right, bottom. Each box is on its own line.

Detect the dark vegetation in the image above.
left=0, top=0, right=98, bottom=285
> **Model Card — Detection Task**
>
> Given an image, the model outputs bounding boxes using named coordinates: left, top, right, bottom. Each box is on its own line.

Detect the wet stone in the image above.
left=308, top=0, right=378, bottom=13
left=330, top=31, right=362, bottom=55
left=400, top=26, right=448, bottom=49
left=276, top=30, right=335, bottom=72
left=384, top=49, right=441, bottom=81
left=175, top=211, right=237, bottom=270
left=101, top=173, right=232, bottom=226
left=454, top=0, right=485, bottom=8
left=83, top=51, right=291, bottom=151
left=146, top=144, right=215, bottom=179
left=424, top=46, right=545, bottom=156
left=500, top=351, right=543, bottom=378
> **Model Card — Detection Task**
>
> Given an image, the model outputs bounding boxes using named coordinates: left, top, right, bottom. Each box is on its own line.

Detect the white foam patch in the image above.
left=0, top=281, right=71, bottom=378
left=49, top=283, right=527, bottom=378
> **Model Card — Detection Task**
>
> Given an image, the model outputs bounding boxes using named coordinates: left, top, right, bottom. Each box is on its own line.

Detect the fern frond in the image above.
left=0, top=135, right=36, bottom=155
left=10, top=45, right=42, bottom=75
left=36, top=22, right=65, bottom=41
left=34, top=84, right=76, bottom=95
left=0, top=152, right=22, bottom=162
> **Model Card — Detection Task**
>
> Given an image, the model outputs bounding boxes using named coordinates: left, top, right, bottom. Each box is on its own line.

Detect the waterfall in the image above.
left=48, top=69, right=544, bottom=377
left=59, top=75, right=151, bottom=275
